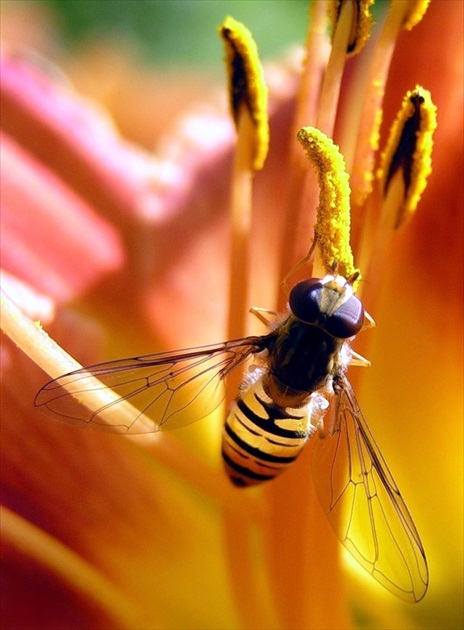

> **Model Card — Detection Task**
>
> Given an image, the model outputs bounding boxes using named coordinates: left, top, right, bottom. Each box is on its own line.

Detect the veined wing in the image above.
left=311, top=375, right=429, bottom=602
left=35, top=337, right=265, bottom=434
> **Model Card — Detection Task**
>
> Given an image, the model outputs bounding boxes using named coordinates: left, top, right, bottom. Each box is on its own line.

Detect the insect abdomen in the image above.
left=222, top=379, right=316, bottom=486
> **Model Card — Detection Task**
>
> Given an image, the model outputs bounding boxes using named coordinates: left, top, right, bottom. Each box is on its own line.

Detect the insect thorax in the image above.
left=267, top=316, right=343, bottom=402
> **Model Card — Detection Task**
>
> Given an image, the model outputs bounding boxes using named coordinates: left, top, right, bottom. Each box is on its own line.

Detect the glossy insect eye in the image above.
left=289, top=278, right=364, bottom=338
left=288, top=278, right=323, bottom=324
left=323, top=294, right=364, bottom=338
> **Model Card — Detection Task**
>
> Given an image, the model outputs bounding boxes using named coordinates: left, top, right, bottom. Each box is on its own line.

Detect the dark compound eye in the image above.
left=323, top=294, right=364, bottom=338
left=289, top=278, right=364, bottom=338
left=288, top=278, right=323, bottom=325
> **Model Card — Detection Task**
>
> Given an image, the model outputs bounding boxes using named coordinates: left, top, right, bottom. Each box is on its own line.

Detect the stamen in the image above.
left=402, top=0, right=432, bottom=30
left=278, top=1, right=330, bottom=291
left=357, top=86, right=436, bottom=284
left=219, top=16, right=269, bottom=171
left=219, top=17, right=269, bottom=403
left=343, top=0, right=432, bottom=208
left=379, top=86, right=437, bottom=228
left=297, top=127, right=359, bottom=285
left=328, top=0, right=374, bottom=56
left=317, top=0, right=374, bottom=136
left=219, top=16, right=269, bottom=336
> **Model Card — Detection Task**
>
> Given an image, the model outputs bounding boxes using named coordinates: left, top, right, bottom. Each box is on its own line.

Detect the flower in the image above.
left=1, top=1, right=462, bottom=629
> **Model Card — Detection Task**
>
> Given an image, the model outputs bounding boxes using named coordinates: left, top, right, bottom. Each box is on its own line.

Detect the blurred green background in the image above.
left=43, top=0, right=309, bottom=66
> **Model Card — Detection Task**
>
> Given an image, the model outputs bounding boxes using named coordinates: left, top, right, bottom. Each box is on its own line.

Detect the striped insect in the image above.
left=35, top=271, right=428, bottom=602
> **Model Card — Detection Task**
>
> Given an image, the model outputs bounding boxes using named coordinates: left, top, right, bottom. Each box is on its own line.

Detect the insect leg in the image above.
left=348, top=351, right=371, bottom=367
left=280, top=239, right=317, bottom=295
left=362, top=310, right=376, bottom=330
left=249, top=307, right=282, bottom=328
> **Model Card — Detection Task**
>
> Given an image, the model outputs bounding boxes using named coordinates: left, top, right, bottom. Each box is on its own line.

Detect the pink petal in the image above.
left=1, top=134, right=125, bottom=302
left=0, top=52, right=162, bottom=224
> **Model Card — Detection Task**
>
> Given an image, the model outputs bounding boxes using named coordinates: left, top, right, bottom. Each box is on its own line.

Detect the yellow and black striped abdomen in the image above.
left=222, top=379, right=317, bottom=486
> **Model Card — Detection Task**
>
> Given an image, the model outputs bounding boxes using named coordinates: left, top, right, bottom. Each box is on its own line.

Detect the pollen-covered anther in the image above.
left=401, top=0, right=432, bottom=30
left=327, top=0, right=375, bottom=56
left=219, top=16, right=269, bottom=171
left=378, top=86, right=437, bottom=228
left=297, top=127, right=360, bottom=285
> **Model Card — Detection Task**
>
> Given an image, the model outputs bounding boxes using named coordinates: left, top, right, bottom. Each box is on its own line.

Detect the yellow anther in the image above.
left=378, top=86, right=437, bottom=228
left=297, top=127, right=359, bottom=283
left=400, top=0, right=431, bottom=31
left=219, top=16, right=269, bottom=171
left=327, top=0, right=375, bottom=56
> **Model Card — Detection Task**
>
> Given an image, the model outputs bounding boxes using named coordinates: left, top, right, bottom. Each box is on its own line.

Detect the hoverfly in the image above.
left=35, top=270, right=429, bottom=602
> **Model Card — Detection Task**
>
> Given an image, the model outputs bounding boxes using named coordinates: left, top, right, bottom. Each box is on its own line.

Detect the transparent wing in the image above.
left=311, top=375, right=429, bottom=602
left=35, top=337, right=265, bottom=434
